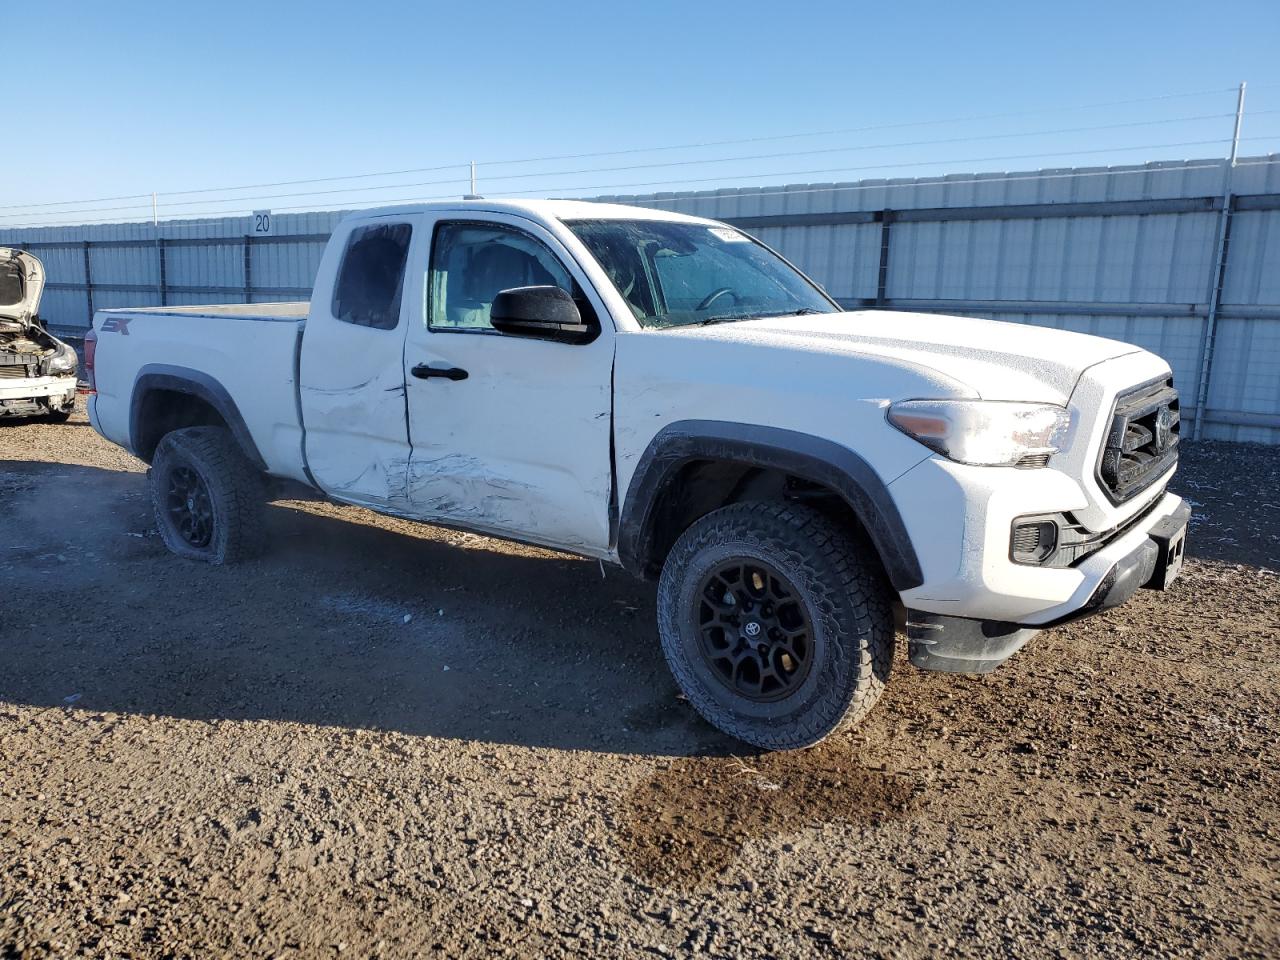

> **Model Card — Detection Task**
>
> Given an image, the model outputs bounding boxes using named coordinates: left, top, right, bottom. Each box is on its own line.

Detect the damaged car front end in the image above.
left=0, top=247, right=77, bottom=421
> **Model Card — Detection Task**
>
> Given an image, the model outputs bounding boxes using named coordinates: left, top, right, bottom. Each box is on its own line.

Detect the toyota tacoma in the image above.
left=86, top=200, right=1188, bottom=749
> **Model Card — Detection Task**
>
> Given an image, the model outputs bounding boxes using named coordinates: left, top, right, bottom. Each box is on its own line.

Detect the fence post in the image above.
left=243, top=234, right=253, bottom=303
left=157, top=237, right=167, bottom=306
left=82, top=241, right=94, bottom=328
left=1192, top=81, right=1247, bottom=440
left=875, top=209, right=895, bottom=306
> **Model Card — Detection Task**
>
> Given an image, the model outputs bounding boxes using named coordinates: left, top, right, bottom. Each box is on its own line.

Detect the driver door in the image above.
left=402, top=214, right=615, bottom=554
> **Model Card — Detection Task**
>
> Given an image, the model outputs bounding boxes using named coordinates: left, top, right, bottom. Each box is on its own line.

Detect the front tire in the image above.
left=150, top=426, right=266, bottom=564
left=657, top=501, right=894, bottom=750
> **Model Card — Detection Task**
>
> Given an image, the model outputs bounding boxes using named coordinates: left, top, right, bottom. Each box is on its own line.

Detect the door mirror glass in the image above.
left=490, top=286, right=596, bottom=344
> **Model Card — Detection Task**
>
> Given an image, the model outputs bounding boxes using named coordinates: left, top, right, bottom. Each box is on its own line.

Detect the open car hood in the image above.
left=0, top=248, right=45, bottom=326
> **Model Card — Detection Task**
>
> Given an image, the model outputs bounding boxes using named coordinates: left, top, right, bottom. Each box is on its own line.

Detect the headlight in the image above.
left=48, top=342, right=78, bottom=377
left=887, top=399, right=1070, bottom=467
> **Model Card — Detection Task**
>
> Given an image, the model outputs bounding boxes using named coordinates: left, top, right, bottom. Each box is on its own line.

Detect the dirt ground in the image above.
left=1, top=399, right=1277, bottom=959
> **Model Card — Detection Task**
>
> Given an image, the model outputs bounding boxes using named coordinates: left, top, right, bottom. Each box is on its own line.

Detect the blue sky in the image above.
left=5, top=0, right=1279, bottom=226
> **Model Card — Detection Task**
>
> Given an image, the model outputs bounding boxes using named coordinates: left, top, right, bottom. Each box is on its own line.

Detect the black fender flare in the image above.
left=617, top=420, right=923, bottom=591
left=130, top=364, right=267, bottom=470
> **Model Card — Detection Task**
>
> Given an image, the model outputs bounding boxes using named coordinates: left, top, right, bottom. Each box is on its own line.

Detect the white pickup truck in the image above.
left=87, top=199, right=1188, bottom=749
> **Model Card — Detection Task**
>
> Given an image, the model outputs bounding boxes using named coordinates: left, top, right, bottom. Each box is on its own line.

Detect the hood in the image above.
left=0, top=248, right=45, bottom=327
left=663, top=310, right=1144, bottom=404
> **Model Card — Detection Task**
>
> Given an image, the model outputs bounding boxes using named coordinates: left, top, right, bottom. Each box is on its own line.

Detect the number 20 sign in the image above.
left=252, top=210, right=274, bottom=237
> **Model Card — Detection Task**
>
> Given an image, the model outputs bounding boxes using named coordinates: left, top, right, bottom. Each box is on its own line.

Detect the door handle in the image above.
left=412, top=363, right=469, bottom=381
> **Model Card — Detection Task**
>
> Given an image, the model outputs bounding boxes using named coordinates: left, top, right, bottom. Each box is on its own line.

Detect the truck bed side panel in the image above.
left=91, top=308, right=309, bottom=481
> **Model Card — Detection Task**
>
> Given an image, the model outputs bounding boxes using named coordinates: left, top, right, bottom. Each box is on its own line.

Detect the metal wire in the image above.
left=0, top=84, right=1245, bottom=217
left=11, top=157, right=1280, bottom=230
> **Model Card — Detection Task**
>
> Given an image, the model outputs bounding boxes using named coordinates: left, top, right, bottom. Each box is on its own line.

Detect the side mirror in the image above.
left=490, top=286, right=597, bottom=344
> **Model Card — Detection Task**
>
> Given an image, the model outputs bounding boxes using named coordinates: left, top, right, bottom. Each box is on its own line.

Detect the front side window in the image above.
left=331, top=222, right=412, bottom=330
left=565, top=219, right=836, bottom=329
left=428, top=222, right=573, bottom=331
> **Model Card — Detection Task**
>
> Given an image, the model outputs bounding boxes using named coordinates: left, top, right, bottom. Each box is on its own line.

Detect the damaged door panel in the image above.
left=402, top=215, right=614, bottom=552
left=298, top=220, right=416, bottom=509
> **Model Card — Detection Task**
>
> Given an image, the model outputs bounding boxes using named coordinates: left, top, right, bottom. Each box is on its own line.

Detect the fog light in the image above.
left=1011, top=519, right=1058, bottom=564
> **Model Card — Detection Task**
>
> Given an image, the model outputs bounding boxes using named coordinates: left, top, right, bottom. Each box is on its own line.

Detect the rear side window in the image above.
left=331, top=223, right=412, bottom=330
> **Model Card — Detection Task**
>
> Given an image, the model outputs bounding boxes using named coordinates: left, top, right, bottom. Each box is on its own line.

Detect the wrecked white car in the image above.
left=0, top=247, right=78, bottom=421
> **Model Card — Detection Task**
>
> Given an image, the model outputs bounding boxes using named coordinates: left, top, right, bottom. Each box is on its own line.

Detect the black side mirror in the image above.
left=490, top=286, right=597, bottom=344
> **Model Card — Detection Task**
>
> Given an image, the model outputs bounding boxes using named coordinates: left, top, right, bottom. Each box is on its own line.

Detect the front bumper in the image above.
left=0, top=375, right=77, bottom=416
left=891, top=446, right=1181, bottom=621
left=907, top=497, right=1190, bottom=673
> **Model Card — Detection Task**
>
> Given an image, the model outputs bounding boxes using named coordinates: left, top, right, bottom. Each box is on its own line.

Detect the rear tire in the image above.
left=150, top=426, right=266, bottom=564
left=657, top=500, right=894, bottom=750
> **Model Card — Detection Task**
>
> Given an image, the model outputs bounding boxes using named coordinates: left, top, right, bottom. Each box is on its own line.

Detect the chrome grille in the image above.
left=1098, top=378, right=1179, bottom=503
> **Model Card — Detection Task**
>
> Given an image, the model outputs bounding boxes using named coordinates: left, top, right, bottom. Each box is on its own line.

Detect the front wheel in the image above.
left=657, top=501, right=894, bottom=750
left=150, top=426, right=266, bottom=564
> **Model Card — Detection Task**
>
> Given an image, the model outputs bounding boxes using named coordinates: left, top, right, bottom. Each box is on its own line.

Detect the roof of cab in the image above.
left=340, top=198, right=716, bottom=226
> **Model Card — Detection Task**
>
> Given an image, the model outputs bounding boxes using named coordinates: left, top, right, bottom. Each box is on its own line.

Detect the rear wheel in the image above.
left=657, top=500, right=894, bottom=750
left=150, top=426, right=266, bottom=564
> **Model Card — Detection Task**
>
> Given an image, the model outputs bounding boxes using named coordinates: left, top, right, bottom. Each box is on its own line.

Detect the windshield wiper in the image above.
left=694, top=307, right=827, bottom=326
left=756, top=307, right=827, bottom=318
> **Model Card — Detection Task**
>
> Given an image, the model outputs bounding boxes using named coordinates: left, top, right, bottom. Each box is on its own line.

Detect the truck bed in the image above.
left=90, top=303, right=310, bottom=483
left=115, top=301, right=310, bottom=321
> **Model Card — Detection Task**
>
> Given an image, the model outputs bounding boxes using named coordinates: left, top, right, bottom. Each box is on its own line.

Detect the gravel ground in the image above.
left=1, top=399, right=1277, bottom=959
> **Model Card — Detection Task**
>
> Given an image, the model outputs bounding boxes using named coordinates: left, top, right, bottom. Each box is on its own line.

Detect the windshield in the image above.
left=565, top=219, right=837, bottom=329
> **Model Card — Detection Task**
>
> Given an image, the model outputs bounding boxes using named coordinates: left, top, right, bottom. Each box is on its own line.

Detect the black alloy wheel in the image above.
left=695, top=559, right=815, bottom=702
left=166, top=466, right=215, bottom=548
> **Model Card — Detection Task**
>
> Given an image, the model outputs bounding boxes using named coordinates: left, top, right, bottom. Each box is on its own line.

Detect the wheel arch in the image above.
left=129, top=364, right=267, bottom=470
left=617, top=420, right=923, bottom=591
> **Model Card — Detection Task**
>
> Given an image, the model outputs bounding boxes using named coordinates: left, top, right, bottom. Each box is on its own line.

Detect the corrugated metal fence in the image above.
left=2, top=156, right=1278, bottom=443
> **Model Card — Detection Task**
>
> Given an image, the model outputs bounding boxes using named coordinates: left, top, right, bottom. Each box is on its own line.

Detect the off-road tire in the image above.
left=150, top=426, right=266, bottom=565
left=657, top=500, right=894, bottom=750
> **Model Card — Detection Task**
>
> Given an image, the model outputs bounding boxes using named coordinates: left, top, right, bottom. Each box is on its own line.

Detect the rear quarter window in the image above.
left=331, top=223, right=413, bottom=330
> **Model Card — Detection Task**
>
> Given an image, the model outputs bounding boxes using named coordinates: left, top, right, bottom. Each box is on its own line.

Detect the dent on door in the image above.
left=404, top=221, right=614, bottom=549
left=405, top=379, right=614, bottom=551
left=301, top=357, right=412, bottom=508
left=300, top=221, right=416, bottom=509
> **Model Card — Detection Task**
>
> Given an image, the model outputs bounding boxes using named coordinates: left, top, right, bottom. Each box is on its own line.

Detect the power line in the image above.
left=131, top=113, right=1254, bottom=212
left=461, top=137, right=1255, bottom=199
left=9, top=156, right=1279, bottom=231
left=0, top=84, right=1241, bottom=214
left=615, top=161, right=1250, bottom=206
left=0, top=111, right=1256, bottom=224
left=473, top=85, right=1240, bottom=165
left=466, top=112, right=1245, bottom=183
